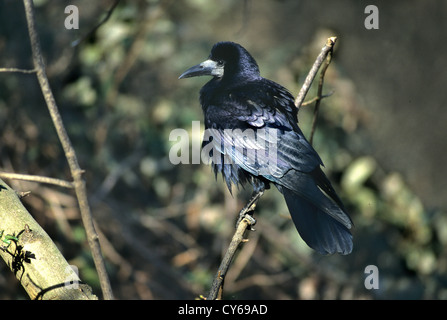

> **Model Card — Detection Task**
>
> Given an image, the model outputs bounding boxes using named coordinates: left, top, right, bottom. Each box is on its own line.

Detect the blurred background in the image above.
left=0, top=0, right=446, bottom=299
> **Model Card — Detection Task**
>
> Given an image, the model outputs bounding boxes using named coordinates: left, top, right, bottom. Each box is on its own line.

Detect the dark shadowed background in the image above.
left=0, top=0, right=446, bottom=299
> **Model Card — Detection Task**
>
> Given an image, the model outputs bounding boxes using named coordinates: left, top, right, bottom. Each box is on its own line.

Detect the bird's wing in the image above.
left=203, top=80, right=323, bottom=179
left=202, top=80, right=352, bottom=235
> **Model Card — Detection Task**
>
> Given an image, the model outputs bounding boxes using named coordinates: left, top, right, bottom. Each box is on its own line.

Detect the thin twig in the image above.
left=0, top=172, right=73, bottom=189
left=295, top=37, right=337, bottom=111
left=71, top=0, right=121, bottom=47
left=309, top=46, right=334, bottom=145
left=0, top=68, right=36, bottom=74
left=207, top=214, right=257, bottom=300
left=207, top=190, right=262, bottom=300
left=301, top=90, right=334, bottom=107
left=22, top=0, right=113, bottom=299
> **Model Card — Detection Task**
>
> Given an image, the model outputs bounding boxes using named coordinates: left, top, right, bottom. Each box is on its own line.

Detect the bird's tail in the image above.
left=281, top=185, right=353, bottom=255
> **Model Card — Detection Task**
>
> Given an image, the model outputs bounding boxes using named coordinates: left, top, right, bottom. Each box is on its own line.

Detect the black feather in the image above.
left=180, top=41, right=353, bottom=255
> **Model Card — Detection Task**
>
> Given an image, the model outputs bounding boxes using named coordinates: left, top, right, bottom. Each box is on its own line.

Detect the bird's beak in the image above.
left=179, top=59, right=223, bottom=79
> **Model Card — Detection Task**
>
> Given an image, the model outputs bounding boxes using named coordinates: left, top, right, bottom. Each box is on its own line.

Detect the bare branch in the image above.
left=207, top=190, right=262, bottom=299
left=300, top=90, right=334, bottom=107
left=309, top=44, right=335, bottom=145
left=207, top=214, right=257, bottom=300
left=294, top=37, right=337, bottom=111
left=71, top=0, right=121, bottom=47
left=0, top=172, right=73, bottom=189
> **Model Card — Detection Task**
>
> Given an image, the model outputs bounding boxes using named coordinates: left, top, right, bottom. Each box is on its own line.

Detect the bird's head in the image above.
left=179, top=41, right=260, bottom=81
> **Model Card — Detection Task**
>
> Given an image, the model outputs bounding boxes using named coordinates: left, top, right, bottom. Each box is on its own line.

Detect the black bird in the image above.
left=179, top=41, right=353, bottom=255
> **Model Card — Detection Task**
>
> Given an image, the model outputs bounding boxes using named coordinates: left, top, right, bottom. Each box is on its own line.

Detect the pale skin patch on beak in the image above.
left=179, top=59, right=224, bottom=79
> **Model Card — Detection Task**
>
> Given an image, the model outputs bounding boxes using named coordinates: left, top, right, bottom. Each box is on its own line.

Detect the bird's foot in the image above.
left=236, top=212, right=257, bottom=231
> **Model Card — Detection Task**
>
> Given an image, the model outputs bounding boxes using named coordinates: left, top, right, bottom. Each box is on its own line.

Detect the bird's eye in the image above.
left=217, top=59, right=224, bottom=66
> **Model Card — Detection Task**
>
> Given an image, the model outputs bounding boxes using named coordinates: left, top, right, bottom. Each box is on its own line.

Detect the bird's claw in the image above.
left=236, top=213, right=256, bottom=231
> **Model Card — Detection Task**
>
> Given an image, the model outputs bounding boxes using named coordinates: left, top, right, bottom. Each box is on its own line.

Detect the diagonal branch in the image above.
left=207, top=190, right=262, bottom=300
left=22, top=0, right=113, bottom=299
left=294, top=37, right=337, bottom=111
left=309, top=43, right=334, bottom=145
left=71, top=0, right=121, bottom=47
left=206, top=194, right=259, bottom=300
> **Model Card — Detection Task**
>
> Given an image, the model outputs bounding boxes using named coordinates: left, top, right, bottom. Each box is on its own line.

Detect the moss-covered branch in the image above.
left=0, top=178, right=97, bottom=300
